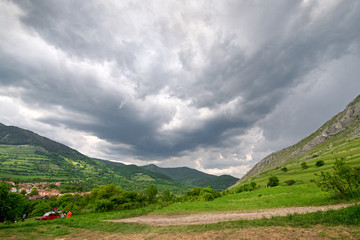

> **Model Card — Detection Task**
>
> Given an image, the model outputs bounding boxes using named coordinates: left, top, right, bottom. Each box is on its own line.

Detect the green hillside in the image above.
left=141, top=164, right=238, bottom=190
left=232, top=94, right=360, bottom=189
left=0, top=124, right=189, bottom=193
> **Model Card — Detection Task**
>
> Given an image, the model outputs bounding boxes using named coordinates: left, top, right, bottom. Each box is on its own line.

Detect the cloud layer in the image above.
left=1, top=0, right=360, bottom=177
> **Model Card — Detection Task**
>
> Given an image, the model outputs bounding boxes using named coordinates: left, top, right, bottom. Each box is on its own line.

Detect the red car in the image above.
left=35, top=211, right=60, bottom=220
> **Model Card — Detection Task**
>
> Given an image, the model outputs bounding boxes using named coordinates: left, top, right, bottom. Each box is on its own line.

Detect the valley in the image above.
left=1, top=95, right=360, bottom=239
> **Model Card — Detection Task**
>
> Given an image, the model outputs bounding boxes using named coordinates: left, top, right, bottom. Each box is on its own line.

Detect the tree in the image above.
left=161, top=190, right=173, bottom=202
left=28, top=187, right=39, bottom=196
left=56, top=193, right=74, bottom=210
left=145, top=184, right=158, bottom=204
left=0, top=182, right=28, bottom=222
left=267, top=176, right=279, bottom=187
left=281, top=167, right=288, bottom=172
left=317, top=158, right=360, bottom=198
left=31, top=200, right=52, bottom=217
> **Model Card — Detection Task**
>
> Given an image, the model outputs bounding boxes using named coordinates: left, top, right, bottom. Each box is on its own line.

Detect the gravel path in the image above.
left=108, top=203, right=355, bottom=226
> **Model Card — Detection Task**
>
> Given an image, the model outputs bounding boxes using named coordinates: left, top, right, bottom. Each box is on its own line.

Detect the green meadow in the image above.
left=1, top=192, right=359, bottom=240
left=237, top=135, right=360, bottom=188
left=157, top=184, right=344, bottom=214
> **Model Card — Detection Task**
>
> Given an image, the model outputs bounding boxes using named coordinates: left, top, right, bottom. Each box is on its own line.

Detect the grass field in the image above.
left=156, top=184, right=345, bottom=214
left=237, top=136, right=360, bottom=188
left=1, top=200, right=359, bottom=239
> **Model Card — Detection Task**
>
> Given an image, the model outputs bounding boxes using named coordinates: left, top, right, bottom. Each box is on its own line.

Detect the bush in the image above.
left=301, top=162, right=309, bottom=169
left=200, top=192, right=214, bottom=201
left=267, top=176, right=279, bottom=187
left=31, top=200, right=52, bottom=217
left=317, top=158, right=360, bottom=198
left=281, top=167, right=288, bottom=172
left=95, top=199, right=114, bottom=212
left=285, top=179, right=296, bottom=186
left=233, top=182, right=257, bottom=194
left=184, top=187, right=220, bottom=202
left=316, top=160, right=325, bottom=167
left=145, top=184, right=158, bottom=204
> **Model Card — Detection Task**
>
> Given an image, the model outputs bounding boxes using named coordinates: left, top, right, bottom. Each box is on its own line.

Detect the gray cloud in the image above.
left=0, top=0, right=359, bottom=177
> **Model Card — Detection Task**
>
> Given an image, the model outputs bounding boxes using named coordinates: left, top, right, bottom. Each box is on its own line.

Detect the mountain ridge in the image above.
left=0, top=123, right=238, bottom=191
left=141, top=164, right=239, bottom=190
left=238, top=94, right=360, bottom=184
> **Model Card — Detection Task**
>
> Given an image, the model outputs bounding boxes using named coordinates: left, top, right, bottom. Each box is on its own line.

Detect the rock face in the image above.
left=238, top=95, right=360, bottom=183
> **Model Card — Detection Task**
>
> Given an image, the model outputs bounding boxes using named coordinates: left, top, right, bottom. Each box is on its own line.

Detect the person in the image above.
left=61, top=213, right=65, bottom=219
left=66, top=211, right=72, bottom=218
left=22, top=213, right=26, bottom=222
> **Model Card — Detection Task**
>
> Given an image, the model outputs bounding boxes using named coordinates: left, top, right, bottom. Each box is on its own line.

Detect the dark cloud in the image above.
left=0, top=0, right=359, bottom=176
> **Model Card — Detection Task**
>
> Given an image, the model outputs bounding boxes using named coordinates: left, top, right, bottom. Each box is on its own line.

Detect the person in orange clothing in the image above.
left=66, top=211, right=72, bottom=218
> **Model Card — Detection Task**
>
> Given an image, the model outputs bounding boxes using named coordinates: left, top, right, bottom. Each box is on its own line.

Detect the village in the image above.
left=1, top=180, right=90, bottom=200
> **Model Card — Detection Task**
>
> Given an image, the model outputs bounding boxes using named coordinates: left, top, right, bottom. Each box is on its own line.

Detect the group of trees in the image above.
left=0, top=182, right=224, bottom=223
left=183, top=186, right=221, bottom=201
left=231, top=181, right=258, bottom=194
left=317, top=158, right=360, bottom=198
left=0, top=182, right=29, bottom=222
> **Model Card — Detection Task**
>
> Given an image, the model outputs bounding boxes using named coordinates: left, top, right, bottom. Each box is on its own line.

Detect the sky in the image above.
left=0, top=0, right=360, bottom=178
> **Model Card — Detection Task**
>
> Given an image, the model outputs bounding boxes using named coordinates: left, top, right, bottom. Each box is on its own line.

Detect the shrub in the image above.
left=267, top=176, right=279, bottom=187
left=31, top=200, right=52, bottom=217
left=95, top=199, right=114, bottom=212
left=285, top=179, right=296, bottom=186
left=281, top=167, right=288, bottom=172
left=317, top=158, right=360, bottom=198
left=301, top=162, right=309, bottom=169
left=145, top=184, right=158, bottom=204
left=234, top=182, right=257, bottom=193
left=316, top=160, right=325, bottom=167
left=200, top=192, right=214, bottom=201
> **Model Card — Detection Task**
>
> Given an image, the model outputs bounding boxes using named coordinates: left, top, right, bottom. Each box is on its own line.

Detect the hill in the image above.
left=141, top=164, right=238, bottom=191
left=0, top=123, right=238, bottom=192
left=0, top=123, right=186, bottom=192
left=235, top=94, right=360, bottom=185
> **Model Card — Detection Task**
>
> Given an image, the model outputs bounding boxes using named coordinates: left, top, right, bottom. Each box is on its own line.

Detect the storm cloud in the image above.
left=1, top=0, right=359, bottom=177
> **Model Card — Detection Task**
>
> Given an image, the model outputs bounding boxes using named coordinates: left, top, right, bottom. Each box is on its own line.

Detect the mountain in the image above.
left=237, top=94, right=360, bottom=184
left=141, top=164, right=239, bottom=191
left=0, top=123, right=186, bottom=192
left=0, top=124, right=86, bottom=159
left=0, top=123, right=238, bottom=192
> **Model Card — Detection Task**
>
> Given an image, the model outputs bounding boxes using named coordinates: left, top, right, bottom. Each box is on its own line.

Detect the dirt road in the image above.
left=108, top=202, right=355, bottom=226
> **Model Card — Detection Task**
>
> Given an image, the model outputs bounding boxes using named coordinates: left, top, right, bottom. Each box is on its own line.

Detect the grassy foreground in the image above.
left=1, top=183, right=360, bottom=239
left=1, top=204, right=359, bottom=239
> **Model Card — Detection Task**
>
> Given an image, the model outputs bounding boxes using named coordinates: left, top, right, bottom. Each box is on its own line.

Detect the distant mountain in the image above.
left=237, top=94, right=360, bottom=184
left=0, top=124, right=85, bottom=159
left=0, top=123, right=186, bottom=192
left=0, top=123, right=238, bottom=192
left=141, top=164, right=239, bottom=191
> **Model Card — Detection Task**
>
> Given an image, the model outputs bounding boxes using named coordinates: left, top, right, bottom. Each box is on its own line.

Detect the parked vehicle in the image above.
left=35, top=211, right=60, bottom=220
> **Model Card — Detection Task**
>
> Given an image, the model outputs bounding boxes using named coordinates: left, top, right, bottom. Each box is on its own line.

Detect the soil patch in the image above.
left=55, top=226, right=360, bottom=240
left=108, top=203, right=354, bottom=226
